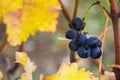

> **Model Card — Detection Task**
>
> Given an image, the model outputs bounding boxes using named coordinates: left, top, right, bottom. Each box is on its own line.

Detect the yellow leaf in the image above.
left=40, top=62, right=98, bottom=80
left=0, top=0, right=23, bottom=20
left=20, top=73, right=28, bottom=80
left=0, top=71, right=3, bottom=80
left=16, top=52, right=28, bottom=66
left=0, top=0, right=61, bottom=46
left=15, top=52, right=37, bottom=80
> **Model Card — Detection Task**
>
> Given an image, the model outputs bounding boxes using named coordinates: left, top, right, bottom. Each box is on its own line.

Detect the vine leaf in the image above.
left=0, top=0, right=61, bottom=46
left=40, top=62, right=98, bottom=80
left=0, top=0, right=23, bottom=21
left=15, top=52, right=37, bottom=80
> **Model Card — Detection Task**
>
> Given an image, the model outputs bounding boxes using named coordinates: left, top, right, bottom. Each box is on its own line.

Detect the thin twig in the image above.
left=99, top=13, right=109, bottom=80
left=18, top=42, right=24, bottom=52
left=83, top=1, right=108, bottom=77
left=108, top=64, right=120, bottom=70
left=73, top=0, right=79, bottom=18
left=83, top=1, right=100, bottom=21
left=59, top=0, right=71, bottom=22
left=97, top=2, right=110, bottom=79
left=83, top=1, right=110, bottom=32
left=94, top=59, right=106, bottom=74
left=83, top=1, right=100, bottom=32
left=70, top=51, right=76, bottom=63
left=0, top=35, right=7, bottom=52
left=89, top=1, right=111, bottom=79
left=97, top=1, right=110, bottom=17
left=98, top=27, right=112, bottom=39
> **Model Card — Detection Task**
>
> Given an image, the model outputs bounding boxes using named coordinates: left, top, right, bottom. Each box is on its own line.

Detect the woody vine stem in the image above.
left=109, top=0, right=120, bottom=79
left=109, top=0, right=120, bottom=65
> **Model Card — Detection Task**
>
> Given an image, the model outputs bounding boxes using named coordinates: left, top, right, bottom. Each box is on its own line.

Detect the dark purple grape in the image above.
left=78, top=46, right=91, bottom=58
left=76, top=34, right=87, bottom=46
left=71, top=17, right=84, bottom=30
left=90, top=47, right=102, bottom=59
left=97, top=39, right=102, bottom=47
left=69, top=40, right=78, bottom=51
left=87, top=36, right=102, bottom=48
left=65, top=29, right=77, bottom=39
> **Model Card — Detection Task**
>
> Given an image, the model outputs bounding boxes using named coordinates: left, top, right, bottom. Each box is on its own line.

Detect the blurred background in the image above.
left=0, top=0, right=120, bottom=80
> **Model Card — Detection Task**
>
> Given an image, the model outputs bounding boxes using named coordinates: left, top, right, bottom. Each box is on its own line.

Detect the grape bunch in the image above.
left=65, top=17, right=102, bottom=59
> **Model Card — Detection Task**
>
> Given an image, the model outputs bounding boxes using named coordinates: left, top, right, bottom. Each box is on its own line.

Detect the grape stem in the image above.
left=59, top=0, right=78, bottom=63
left=70, top=51, right=76, bottom=63
left=72, top=0, right=79, bottom=18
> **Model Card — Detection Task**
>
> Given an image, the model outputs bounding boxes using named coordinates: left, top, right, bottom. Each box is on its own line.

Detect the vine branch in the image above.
left=0, top=35, right=7, bottom=52
left=109, top=0, right=120, bottom=65
left=109, top=0, right=120, bottom=80
left=18, top=42, right=24, bottom=52
left=70, top=0, right=80, bottom=63
left=59, top=0, right=71, bottom=22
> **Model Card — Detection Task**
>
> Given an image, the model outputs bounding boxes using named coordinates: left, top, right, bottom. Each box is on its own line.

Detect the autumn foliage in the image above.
left=0, top=0, right=61, bottom=46
left=0, top=0, right=120, bottom=80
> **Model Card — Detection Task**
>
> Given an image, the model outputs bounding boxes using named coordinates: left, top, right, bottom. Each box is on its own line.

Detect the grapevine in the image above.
left=0, top=0, right=119, bottom=80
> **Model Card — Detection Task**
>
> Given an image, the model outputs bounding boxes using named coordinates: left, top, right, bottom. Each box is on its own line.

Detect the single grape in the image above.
left=90, top=47, right=101, bottom=59
left=65, top=29, right=77, bottom=39
left=69, top=40, right=78, bottom=51
left=76, top=34, right=87, bottom=46
left=78, top=46, right=91, bottom=58
left=71, top=17, right=84, bottom=30
left=97, top=39, right=102, bottom=47
left=87, top=36, right=102, bottom=48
